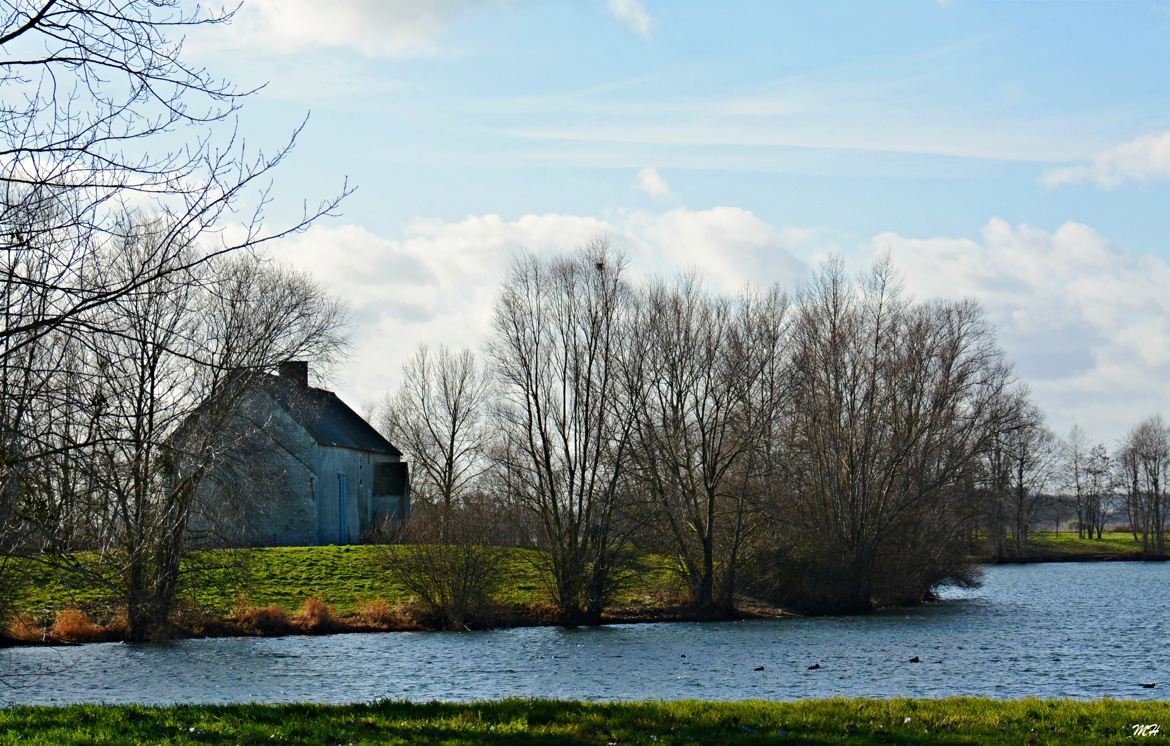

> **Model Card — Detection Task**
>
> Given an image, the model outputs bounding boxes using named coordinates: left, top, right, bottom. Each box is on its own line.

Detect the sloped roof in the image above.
left=260, top=375, right=401, bottom=457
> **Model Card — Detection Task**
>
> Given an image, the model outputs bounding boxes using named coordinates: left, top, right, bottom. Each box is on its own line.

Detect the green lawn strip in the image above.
left=1025, top=532, right=1147, bottom=559
left=2, top=698, right=1168, bottom=744
left=968, top=531, right=1151, bottom=563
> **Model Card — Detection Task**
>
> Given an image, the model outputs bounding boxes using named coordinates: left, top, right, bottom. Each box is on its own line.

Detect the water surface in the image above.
left=2, top=562, right=1166, bottom=705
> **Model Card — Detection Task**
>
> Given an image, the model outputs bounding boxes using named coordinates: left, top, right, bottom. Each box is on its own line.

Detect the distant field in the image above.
left=976, top=531, right=1152, bottom=562
left=3, top=697, right=1170, bottom=745
left=6, top=545, right=685, bottom=622
left=1028, top=531, right=1148, bottom=558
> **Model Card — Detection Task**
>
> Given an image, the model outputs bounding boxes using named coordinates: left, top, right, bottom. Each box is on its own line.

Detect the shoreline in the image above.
left=0, top=601, right=794, bottom=649
left=4, top=551, right=1165, bottom=649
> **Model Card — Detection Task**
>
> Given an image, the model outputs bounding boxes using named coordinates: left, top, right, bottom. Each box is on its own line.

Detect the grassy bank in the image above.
left=2, top=698, right=1169, bottom=744
left=5, top=533, right=1162, bottom=644
left=3, top=546, right=708, bottom=644
left=974, top=531, right=1156, bottom=563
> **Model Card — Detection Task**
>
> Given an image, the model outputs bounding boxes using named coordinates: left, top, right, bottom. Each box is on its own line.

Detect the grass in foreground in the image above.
left=2, top=698, right=1170, bottom=744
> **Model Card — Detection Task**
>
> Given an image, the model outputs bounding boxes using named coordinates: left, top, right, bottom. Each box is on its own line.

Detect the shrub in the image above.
left=238, top=604, right=293, bottom=635
left=294, top=597, right=341, bottom=633
left=49, top=607, right=104, bottom=642
left=373, top=504, right=505, bottom=631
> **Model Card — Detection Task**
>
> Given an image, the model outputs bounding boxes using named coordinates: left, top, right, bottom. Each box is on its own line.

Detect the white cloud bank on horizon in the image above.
left=266, top=210, right=1170, bottom=446
left=1043, top=131, right=1170, bottom=188
left=872, top=218, right=1170, bottom=444
left=607, top=0, right=653, bottom=37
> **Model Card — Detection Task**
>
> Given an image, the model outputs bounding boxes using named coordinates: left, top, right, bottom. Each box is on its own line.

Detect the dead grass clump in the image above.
left=103, top=608, right=130, bottom=638
left=231, top=593, right=250, bottom=618
left=49, top=607, right=105, bottom=642
left=238, top=604, right=293, bottom=636
left=6, top=613, right=48, bottom=642
left=294, top=597, right=343, bottom=633
left=357, top=599, right=401, bottom=628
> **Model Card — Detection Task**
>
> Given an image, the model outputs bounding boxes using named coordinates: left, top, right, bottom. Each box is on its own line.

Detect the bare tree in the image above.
left=1, top=0, right=348, bottom=632
left=19, top=221, right=346, bottom=640
left=1, top=1, right=346, bottom=370
left=1065, top=425, right=1091, bottom=538
left=375, top=502, right=506, bottom=631
left=1083, top=443, right=1114, bottom=539
left=489, top=241, right=638, bottom=624
left=629, top=277, right=790, bottom=610
left=1118, top=416, right=1169, bottom=558
left=379, top=345, right=491, bottom=523
left=1001, top=402, right=1060, bottom=557
left=775, top=259, right=1015, bottom=611
left=1063, top=426, right=1115, bottom=540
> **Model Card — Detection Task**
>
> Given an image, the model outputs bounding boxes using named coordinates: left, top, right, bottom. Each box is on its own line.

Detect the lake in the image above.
left=2, top=562, right=1166, bottom=705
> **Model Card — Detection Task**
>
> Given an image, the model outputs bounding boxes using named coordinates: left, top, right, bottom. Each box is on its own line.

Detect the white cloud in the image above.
left=265, top=210, right=1170, bottom=445
left=216, top=0, right=487, bottom=58
left=1043, top=131, right=1170, bottom=188
left=861, top=218, right=1170, bottom=442
left=607, top=0, right=653, bottom=37
left=635, top=166, right=673, bottom=199
left=265, top=208, right=807, bottom=409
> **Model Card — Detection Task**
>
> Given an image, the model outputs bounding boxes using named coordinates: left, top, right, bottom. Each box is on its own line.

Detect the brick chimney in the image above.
left=278, top=360, right=309, bottom=388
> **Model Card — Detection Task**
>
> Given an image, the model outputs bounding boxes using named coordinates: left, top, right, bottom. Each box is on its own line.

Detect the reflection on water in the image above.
left=2, top=562, right=1167, bottom=705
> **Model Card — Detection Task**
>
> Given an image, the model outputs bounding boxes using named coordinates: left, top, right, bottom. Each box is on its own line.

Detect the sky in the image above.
left=188, top=0, right=1170, bottom=446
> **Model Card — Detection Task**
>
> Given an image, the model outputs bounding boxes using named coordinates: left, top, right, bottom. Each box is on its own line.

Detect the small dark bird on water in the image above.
left=1142, top=683, right=1157, bottom=689
left=909, top=656, right=920, bottom=663
left=754, top=666, right=764, bottom=671
left=808, top=663, right=822, bottom=670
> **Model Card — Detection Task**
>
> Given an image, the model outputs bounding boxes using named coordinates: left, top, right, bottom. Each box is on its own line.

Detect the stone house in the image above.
left=188, top=361, right=409, bottom=547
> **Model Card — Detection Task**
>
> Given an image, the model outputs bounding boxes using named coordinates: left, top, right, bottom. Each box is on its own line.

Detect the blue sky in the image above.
left=191, top=0, right=1170, bottom=445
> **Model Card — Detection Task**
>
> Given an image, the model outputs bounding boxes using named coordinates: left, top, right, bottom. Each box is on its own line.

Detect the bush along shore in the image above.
left=2, top=698, right=1170, bottom=745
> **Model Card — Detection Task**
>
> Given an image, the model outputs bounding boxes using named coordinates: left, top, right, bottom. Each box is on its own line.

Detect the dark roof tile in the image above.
left=260, top=375, right=401, bottom=456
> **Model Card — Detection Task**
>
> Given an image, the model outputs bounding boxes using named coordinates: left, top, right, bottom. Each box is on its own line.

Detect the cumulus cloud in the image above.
left=607, top=0, right=653, bottom=37
left=861, top=218, right=1170, bottom=442
left=266, top=207, right=807, bottom=408
left=265, top=209, right=1170, bottom=444
left=219, top=0, right=487, bottom=57
left=1043, top=131, right=1170, bottom=188
left=635, top=166, right=673, bottom=199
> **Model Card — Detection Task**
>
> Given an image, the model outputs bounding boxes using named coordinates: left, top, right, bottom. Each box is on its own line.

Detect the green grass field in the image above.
left=2, top=698, right=1168, bottom=744
left=975, top=531, right=1153, bottom=562
left=1025, top=531, right=1149, bottom=559
left=6, top=545, right=685, bottom=622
